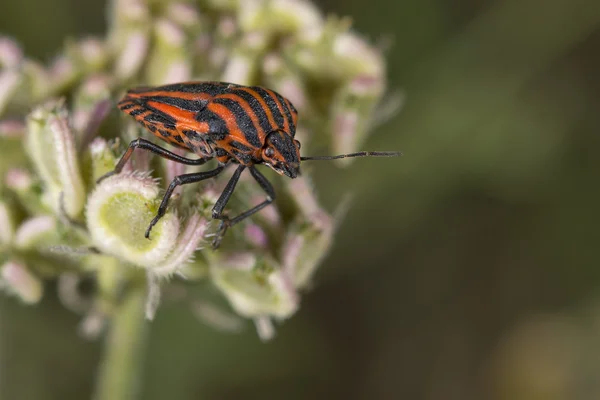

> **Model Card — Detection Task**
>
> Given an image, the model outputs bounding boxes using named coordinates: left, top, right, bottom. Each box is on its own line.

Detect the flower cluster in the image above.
left=0, top=0, right=390, bottom=340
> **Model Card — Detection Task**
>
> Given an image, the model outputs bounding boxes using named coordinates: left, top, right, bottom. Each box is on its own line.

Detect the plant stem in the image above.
left=93, top=283, right=148, bottom=400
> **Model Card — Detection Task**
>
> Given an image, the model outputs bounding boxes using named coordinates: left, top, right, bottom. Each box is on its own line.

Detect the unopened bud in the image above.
left=5, top=168, right=32, bottom=191
left=150, top=212, right=208, bottom=277
left=67, top=37, right=109, bottom=73
left=13, top=216, right=57, bottom=249
left=86, top=173, right=180, bottom=268
left=115, top=31, right=149, bottom=80
left=1, top=261, right=43, bottom=304
left=0, top=200, right=14, bottom=245
left=0, top=37, right=23, bottom=68
left=211, top=252, right=299, bottom=319
left=239, top=0, right=323, bottom=36
left=26, top=99, right=86, bottom=218
left=254, top=315, right=275, bottom=342
left=145, top=19, right=191, bottom=85
left=0, top=69, right=21, bottom=116
left=166, top=3, right=201, bottom=29
left=221, top=33, right=267, bottom=85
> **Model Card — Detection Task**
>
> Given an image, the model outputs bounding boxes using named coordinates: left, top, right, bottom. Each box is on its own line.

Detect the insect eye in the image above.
left=294, top=140, right=301, bottom=149
left=264, top=147, right=275, bottom=158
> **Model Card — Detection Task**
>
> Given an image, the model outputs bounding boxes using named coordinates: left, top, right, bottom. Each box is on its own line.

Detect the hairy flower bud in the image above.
left=211, top=252, right=299, bottom=319
left=86, top=174, right=180, bottom=267
left=1, top=261, right=43, bottom=304
left=26, top=100, right=86, bottom=218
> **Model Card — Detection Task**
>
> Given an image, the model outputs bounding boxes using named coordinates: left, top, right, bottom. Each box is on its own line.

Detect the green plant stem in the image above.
left=94, top=283, right=148, bottom=400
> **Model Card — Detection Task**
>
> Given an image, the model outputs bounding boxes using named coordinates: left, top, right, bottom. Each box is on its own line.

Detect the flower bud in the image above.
left=239, top=0, right=323, bottom=36
left=254, top=315, right=275, bottom=341
left=89, top=138, right=118, bottom=182
left=0, top=36, right=23, bottom=69
left=283, top=221, right=333, bottom=289
left=330, top=75, right=385, bottom=160
left=72, top=75, right=112, bottom=139
left=262, top=53, right=306, bottom=111
left=115, top=30, right=149, bottom=80
left=48, top=56, right=79, bottom=93
left=66, top=37, right=109, bottom=73
left=0, top=69, right=21, bottom=116
left=20, top=61, right=51, bottom=103
left=5, top=168, right=32, bottom=191
left=244, top=223, right=268, bottom=249
left=5, top=168, right=45, bottom=216
left=145, top=18, right=191, bottom=85
left=1, top=261, right=43, bottom=304
left=57, top=272, right=92, bottom=313
left=151, top=212, right=208, bottom=278
left=221, top=32, right=267, bottom=85
left=108, top=0, right=151, bottom=80
left=86, top=173, right=180, bottom=268
left=26, top=99, right=86, bottom=218
left=332, top=31, right=384, bottom=79
left=145, top=272, right=161, bottom=320
left=13, top=216, right=57, bottom=250
left=210, top=252, right=299, bottom=319
left=282, top=176, right=334, bottom=287
left=0, top=200, right=14, bottom=246
left=191, top=300, right=244, bottom=333
left=288, top=23, right=383, bottom=85
left=79, top=309, right=107, bottom=339
left=166, top=3, right=202, bottom=29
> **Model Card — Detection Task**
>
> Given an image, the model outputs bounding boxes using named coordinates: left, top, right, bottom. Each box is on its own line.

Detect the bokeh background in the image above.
left=2, top=0, right=600, bottom=399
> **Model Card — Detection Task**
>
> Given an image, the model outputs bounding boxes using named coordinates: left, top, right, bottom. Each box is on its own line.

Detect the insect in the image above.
left=98, top=81, right=399, bottom=248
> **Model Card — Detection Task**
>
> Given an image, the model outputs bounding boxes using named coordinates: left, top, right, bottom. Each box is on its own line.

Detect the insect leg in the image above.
left=97, top=138, right=212, bottom=183
left=146, top=165, right=226, bottom=239
left=211, top=166, right=275, bottom=248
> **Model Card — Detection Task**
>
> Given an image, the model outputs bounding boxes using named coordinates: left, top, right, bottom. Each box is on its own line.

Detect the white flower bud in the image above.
left=5, top=168, right=33, bottom=191
left=239, top=0, right=323, bottom=35
left=145, top=272, right=161, bottom=320
left=332, top=31, right=384, bottom=79
left=282, top=223, right=333, bottom=289
left=151, top=212, right=208, bottom=277
left=221, top=33, right=267, bottom=85
left=330, top=75, right=387, bottom=158
left=13, top=216, right=56, bottom=249
left=86, top=174, right=180, bottom=268
left=115, top=30, right=149, bottom=80
left=0, top=200, right=14, bottom=245
left=89, top=138, right=117, bottom=182
left=26, top=100, right=86, bottom=218
left=254, top=316, right=275, bottom=341
left=211, top=252, right=299, bottom=319
left=0, top=69, right=21, bottom=116
left=0, top=37, right=23, bottom=69
left=1, top=261, right=43, bottom=304
left=166, top=3, right=201, bottom=28
left=191, top=300, right=245, bottom=333
left=145, top=19, right=191, bottom=85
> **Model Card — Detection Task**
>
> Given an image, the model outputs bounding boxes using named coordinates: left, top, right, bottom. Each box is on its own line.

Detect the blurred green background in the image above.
left=2, top=0, right=600, bottom=399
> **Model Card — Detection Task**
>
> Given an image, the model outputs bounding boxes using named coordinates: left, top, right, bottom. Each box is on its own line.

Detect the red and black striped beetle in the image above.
left=98, top=81, right=399, bottom=248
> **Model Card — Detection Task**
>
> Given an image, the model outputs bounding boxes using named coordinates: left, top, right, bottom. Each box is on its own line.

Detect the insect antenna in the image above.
left=300, top=151, right=401, bottom=161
